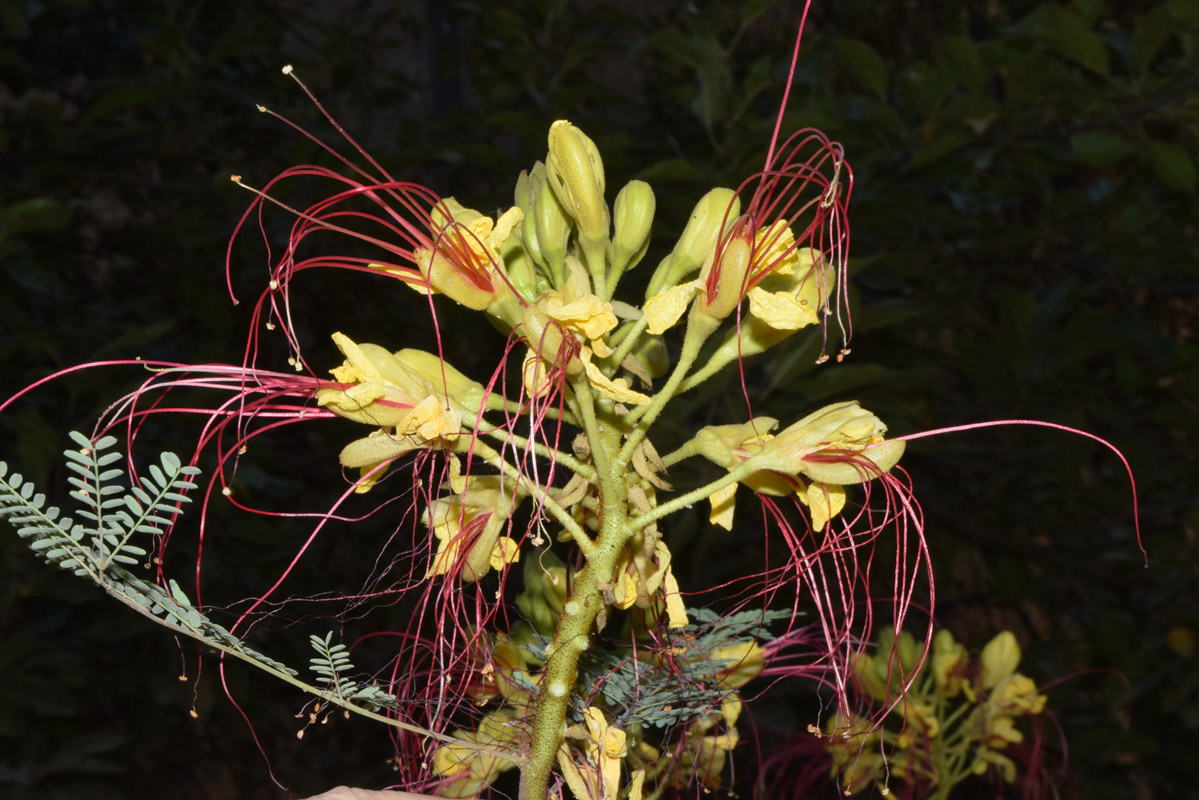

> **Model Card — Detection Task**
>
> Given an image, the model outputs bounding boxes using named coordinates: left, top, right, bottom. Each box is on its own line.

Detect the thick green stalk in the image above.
left=519, top=377, right=630, bottom=800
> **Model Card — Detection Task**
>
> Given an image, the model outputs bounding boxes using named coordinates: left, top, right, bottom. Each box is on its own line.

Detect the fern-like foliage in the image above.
left=309, top=632, right=398, bottom=712
left=2, top=431, right=199, bottom=581
left=0, top=433, right=298, bottom=678
left=0, top=433, right=456, bottom=744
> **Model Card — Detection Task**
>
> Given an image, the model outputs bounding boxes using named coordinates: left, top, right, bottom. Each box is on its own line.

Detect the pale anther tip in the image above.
left=282, top=64, right=294, bottom=75
left=230, top=174, right=242, bottom=182
left=256, top=104, right=267, bottom=113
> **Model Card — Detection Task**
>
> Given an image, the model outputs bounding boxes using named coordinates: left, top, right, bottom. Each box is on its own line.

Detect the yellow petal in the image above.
left=746, top=286, right=819, bottom=331
left=643, top=280, right=702, bottom=335
left=711, top=642, right=764, bottom=689
left=398, top=395, right=462, bottom=440
left=804, top=482, right=846, bottom=532
left=580, top=348, right=651, bottom=405
left=627, top=769, right=645, bottom=800
left=492, top=205, right=525, bottom=249
left=489, top=536, right=521, bottom=571
left=709, top=482, right=737, bottom=530
left=545, top=291, right=619, bottom=351
left=661, top=565, right=689, bottom=629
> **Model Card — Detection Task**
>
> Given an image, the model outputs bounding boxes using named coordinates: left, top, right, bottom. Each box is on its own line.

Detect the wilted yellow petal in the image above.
left=711, top=642, right=764, bottom=689
left=661, top=566, right=689, bottom=629
left=627, top=769, right=645, bottom=800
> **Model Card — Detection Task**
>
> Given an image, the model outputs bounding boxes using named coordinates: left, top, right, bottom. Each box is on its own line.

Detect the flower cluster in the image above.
left=220, top=108, right=916, bottom=800
left=827, top=627, right=1048, bottom=797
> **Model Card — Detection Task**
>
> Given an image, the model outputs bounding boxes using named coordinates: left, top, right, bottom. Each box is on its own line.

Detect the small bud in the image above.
left=630, top=334, right=669, bottom=380
left=611, top=179, right=655, bottom=274
left=546, top=121, right=608, bottom=251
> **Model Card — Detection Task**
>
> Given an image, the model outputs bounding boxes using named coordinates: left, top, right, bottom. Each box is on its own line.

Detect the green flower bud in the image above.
left=546, top=120, right=608, bottom=251
left=631, top=333, right=669, bottom=380
left=647, top=187, right=740, bottom=298
left=610, top=179, right=655, bottom=275
left=527, top=161, right=573, bottom=283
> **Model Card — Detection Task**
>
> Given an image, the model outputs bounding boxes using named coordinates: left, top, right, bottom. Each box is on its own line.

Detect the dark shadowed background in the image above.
left=2, top=1, right=1196, bottom=798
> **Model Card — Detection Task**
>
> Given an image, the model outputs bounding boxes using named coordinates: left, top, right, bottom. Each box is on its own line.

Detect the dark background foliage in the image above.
left=1, top=0, right=1196, bottom=798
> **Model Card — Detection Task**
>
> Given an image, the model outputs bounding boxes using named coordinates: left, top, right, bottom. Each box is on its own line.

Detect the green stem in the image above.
left=483, top=427, right=596, bottom=482
left=607, top=313, right=649, bottom=372
left=100, top=578, right=517, bottom=762
left=618, top=312, right=719, bottom=465
left=625, top=458, right=760, bottom=533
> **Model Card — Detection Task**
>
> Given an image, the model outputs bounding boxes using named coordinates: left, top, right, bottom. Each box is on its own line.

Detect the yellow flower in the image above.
left=755, top=401, right=906, bottom=486
left=415, top=199, right=524, bottom=313
left=423, top=476, right=522, bottom=582
left=694, top=416, right=860, bottom=532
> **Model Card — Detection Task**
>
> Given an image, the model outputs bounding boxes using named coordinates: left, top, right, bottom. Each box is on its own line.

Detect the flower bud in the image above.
left=526, top=161, right=573, bottom=281
left=546, top=120, right=608, bottom=251
left=631, top=333, right=669, bottom=379
left=610, top=179, right=655, bottom=274
left=647, top=187, right=739, bottom=298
